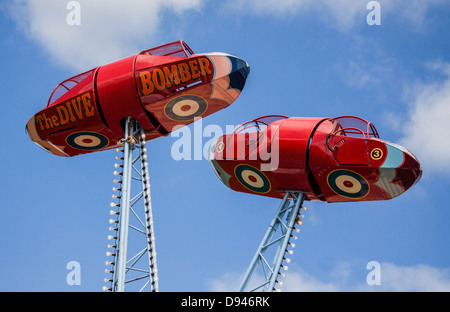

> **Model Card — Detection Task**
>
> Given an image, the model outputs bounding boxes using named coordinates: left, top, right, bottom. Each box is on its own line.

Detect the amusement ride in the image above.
left=26, top=41, right=421, bottom=292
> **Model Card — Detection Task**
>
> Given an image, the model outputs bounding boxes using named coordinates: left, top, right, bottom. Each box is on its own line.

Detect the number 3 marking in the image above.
left=370, top=148, right=383, bottom=160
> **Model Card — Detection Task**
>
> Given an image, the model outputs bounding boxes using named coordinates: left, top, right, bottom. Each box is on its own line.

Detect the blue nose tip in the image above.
left=227, top=56, right=250, bottom=92
left=378, top=143, right=422, bottom=198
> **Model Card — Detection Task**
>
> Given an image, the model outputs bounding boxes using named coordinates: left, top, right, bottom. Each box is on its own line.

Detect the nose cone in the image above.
left=226, top=55, right=250, bottom=92
left=376, top=142, right=422, bottom=199
left=203, top=53, right=250, bottom=105
left=26, top=115, right=68, bottom=157
left=208, top=136, right=233, bottom=188
left=398, top=145, right=422, bottom=189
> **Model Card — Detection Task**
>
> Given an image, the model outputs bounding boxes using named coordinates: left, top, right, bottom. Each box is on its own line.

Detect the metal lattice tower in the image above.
left=103, top=117, right=159, bottom=292
left=239, top=191, right=306, bottom=292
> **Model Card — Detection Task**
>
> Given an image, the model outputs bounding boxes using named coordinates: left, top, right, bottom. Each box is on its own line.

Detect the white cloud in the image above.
left=8, top=0, right=203, bottom=72
left=381, top=0, right=447, bottom=26
left=399, top=62, right=450, bottom=173
left=281, top=268, right=341, bottom=292
left=223, top=0, right=365, bottom=30
left=208, top=262, right=450, bottom=292
left=223, top=0, right=448, bottom=31
left=207, top=272, right=248, bottom=292
left=8, top=0, right=447, bottom=72
left=282, top=263, right=450, bottom=292
left=380, top=263, right=450, bottom=292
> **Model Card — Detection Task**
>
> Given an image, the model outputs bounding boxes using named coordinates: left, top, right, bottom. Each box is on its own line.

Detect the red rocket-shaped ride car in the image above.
left=26, top=41, right=250, bottom=157
left=209, top=115, right=422, bottom=203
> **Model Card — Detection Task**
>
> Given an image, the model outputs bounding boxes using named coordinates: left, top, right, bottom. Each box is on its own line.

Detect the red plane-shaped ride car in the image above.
left=26, top=41, right=250, bottom=157
left=209, top=115, right=422, bottom=203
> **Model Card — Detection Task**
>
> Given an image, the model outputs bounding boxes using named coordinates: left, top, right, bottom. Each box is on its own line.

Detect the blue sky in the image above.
left=1, top=0, right=450, bottom=291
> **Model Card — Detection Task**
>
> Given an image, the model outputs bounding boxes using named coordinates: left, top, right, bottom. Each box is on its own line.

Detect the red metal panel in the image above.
left=271, top=117, right=325, bottom=192
left=210, top=115, right=422, bottom=203
left=26, top=69, right=117, bottom=157
left=367, top=139, right=388, bottom=167
left=96, top=55, right=155, bottom=137
left=27, top=41, right=250, bottom=157
left=135, top=54, right=234, bottom=134
left=330, top=135, right=369, bottom=165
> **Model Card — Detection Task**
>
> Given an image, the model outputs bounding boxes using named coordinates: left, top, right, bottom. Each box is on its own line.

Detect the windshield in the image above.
left=233, top=115, right=288, bottom=135
left=330, top=116, right=379, bottom=139
left=47, top=69, right=96, bottom=106
left=139, top=40, right=194, bottom=58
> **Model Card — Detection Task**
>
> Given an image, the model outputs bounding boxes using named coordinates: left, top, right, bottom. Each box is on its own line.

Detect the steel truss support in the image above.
left=238, top=191, right=306, bottom=292
left=103, top=117, right=159, bottom=292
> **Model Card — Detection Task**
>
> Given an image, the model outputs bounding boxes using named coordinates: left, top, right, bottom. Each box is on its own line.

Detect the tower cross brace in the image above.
left=104, top=117, right=159, bottom=292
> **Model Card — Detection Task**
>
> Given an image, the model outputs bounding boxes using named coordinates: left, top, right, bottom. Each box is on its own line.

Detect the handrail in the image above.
left=233, top=115, right=288, bottom=135
left=333, top=127, right=366, bottom=139
left=330, top=115, right=380, bottom=139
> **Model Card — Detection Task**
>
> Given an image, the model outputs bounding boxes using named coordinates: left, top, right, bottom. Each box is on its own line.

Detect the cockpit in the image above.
left=325, top=116, right=380, bottom=165
left=47, top=69, right=96, bottom=107
left=233, top=115, right=288, bottom=135
left=47, top=41, right=195, bottom=108
left=329, top=116, right=379, bottom=139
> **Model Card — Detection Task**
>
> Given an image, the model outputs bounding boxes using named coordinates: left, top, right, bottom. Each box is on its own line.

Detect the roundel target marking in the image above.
left=216, top=142, right=224, bottom=153
left=234, top=164, right=271, bottom=194
left=327, top=169, right=369, bottom=199
left=164, top=95, right=207, bottom=121
left=66, top=132, right=109, bottom=150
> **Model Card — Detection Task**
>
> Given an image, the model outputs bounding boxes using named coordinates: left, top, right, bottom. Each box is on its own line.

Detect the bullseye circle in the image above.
left=327, top=169, right=369, bottom=199
left=74, top=135, right=101, bottom=148
left=172, top=100, right=199, bottom=117
left=66, top=132, right=109, bottom=150
left=235, top=164, right=271, bottom=194
left=165, top=95, right=207, bottom=121
left=241, top=169, right=265, bottom=188
left=216, top=142, right=224, bottom=153
left=335, top=175, right=361, bottom=194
